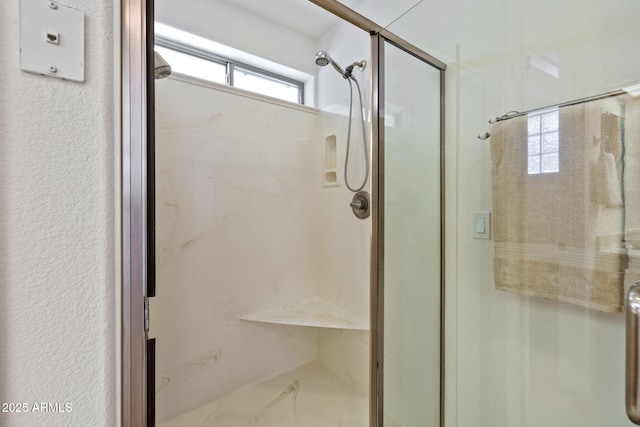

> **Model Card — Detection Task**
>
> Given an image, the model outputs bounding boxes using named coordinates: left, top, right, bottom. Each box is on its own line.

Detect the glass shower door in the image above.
left=380, top=39, right=443, bottom=426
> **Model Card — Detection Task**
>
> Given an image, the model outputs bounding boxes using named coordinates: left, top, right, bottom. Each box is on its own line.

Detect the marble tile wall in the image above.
left=153, top=78, right=322, bottom=422
left=152, top=77, right=371, bottom=422
left=314, top=111, right=371, bottom=397
left=314, top=18, right=373, bottom=398
left=159, top=362, right=368, bottom=426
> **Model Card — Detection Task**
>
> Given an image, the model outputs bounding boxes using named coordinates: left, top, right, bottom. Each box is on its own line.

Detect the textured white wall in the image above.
left=0, top=1, right=117, bottom=426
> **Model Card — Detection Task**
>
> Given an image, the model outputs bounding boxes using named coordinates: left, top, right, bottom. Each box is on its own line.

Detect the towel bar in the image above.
left=627, top=281, right=640, bottom=424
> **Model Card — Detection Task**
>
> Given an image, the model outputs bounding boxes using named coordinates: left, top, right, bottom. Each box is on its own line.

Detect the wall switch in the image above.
left=20, top=0, right=85, bottom=82
left=473, top=212, right=491, bottom=239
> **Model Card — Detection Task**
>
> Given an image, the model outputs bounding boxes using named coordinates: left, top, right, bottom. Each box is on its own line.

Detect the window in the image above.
left=155, top=38, right=304, bottom=105
left=233, top=67, right=302, bottom=104
left=154, top=46, right=226, bottom=84
left=527, top=108, right=559, bottom=174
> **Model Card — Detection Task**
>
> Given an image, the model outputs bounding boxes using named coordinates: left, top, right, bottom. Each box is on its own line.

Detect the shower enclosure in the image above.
left=127, top=0, right=446, bottom=425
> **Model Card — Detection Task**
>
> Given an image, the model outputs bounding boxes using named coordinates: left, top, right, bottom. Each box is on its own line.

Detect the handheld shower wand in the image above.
left=315, top=51, right=366, bottom=79
left=314, top=50, right=348, bottom=78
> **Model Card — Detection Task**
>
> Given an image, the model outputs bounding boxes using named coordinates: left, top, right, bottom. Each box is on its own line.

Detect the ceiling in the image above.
left=223, top=0, right=366, bottom=40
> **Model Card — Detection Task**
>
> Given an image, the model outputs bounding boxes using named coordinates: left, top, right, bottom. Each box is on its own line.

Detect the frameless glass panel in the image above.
left=357, top=0, right=640, bottom=425
left=383, top=40, right=442, bottom=426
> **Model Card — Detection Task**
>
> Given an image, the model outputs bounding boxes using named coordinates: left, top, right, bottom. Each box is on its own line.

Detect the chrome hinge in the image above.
left=144, top=297, right=150, bottom=333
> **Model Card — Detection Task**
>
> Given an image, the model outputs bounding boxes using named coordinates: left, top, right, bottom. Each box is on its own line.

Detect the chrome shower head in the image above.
left=154, top=51, right=172, bottom=80
left=314, top=50, right=346, bottom=78
left=315, top=50, right=331, bottom=67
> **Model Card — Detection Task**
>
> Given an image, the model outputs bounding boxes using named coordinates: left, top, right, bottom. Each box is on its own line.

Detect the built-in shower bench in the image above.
left=239, top=296, right=368, bottom=330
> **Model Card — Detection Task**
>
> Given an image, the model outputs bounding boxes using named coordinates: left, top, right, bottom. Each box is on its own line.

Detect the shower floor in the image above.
left=158, top=361, right=368, bottom=426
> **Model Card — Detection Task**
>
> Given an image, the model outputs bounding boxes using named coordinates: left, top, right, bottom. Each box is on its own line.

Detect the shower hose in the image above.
left=344, top=76, right=369, bottom=193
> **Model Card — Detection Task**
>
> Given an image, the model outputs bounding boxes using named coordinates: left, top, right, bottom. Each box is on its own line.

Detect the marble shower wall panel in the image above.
left=152, top=78, right=323, bottom=422
left=316, top=112, right=371, bottom=320
left=158, top=362, right=369, bottom=426
left=317, top=329, right=370, bottom=396
left=314, top=18, right=372, bottom=392
left=314, top=111, right=371, bottom=399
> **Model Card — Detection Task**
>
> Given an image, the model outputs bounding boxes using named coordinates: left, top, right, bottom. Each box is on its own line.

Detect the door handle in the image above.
left=627, top=281, right=640, bottom=424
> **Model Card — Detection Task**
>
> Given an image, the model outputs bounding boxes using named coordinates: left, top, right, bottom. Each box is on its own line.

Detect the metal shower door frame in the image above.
left=122, top=0, right=154, bottom=425
left=370, top=32, right=447, bottom=427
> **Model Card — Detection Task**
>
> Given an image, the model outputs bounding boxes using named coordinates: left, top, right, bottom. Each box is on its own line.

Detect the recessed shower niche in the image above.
left=323, top=133, right=339, bottom=186
left=150, top=0, right=371, bottom=425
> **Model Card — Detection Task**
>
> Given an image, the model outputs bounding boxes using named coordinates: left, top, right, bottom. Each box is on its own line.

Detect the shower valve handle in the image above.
left=350, top=191, right=370, bottom=219
left=350, top=199, right=364, bottom=209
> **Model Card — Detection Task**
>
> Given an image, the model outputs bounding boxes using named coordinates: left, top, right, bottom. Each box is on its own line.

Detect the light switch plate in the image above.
left=473, top=212, right=491, bottom=240
left=20, top=0, right=84, bottom=82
